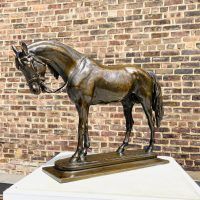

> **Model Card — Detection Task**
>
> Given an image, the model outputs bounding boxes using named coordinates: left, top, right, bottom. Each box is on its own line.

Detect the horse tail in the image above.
left=148, top=71, right=164, bottom=128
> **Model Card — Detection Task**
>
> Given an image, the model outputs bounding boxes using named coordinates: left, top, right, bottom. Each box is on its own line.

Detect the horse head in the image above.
left=12, top=42, right=47, bottom=95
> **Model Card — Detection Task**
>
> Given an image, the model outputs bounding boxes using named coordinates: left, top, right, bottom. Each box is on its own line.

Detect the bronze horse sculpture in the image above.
left=12, top=41, right=164, bottom=163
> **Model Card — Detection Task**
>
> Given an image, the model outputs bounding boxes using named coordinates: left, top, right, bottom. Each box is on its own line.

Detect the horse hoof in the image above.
left=116, top=146, right=125, bottom=154
left=145, top=145, right=154, bottom=153
left=69, top=156, right=79, bottom=163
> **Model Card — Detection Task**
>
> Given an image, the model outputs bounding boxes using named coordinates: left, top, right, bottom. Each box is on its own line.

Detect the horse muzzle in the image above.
left=30, top=82, right=41, bottom=95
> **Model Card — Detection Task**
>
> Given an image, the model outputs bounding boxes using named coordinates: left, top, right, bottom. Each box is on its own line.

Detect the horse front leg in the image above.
left=70, top=102, right=89, bottom=163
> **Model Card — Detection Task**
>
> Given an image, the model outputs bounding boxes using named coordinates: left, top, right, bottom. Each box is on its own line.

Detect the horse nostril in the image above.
left=40, top=77, right=45, bottom=82
left=31, top=83, right=40, bottom=94
left=32, top=84, right=37, bottom=91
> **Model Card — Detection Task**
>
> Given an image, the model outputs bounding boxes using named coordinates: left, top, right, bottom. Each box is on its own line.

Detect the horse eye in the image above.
left=23, top=60, right=28, bottom=64
left=33, top=65, right=37, bottom=70
left=28, top=57, right=33, bottom=62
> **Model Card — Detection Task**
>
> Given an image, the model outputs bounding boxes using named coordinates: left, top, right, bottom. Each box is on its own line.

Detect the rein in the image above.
left=40, top=81, right=67, bottom=93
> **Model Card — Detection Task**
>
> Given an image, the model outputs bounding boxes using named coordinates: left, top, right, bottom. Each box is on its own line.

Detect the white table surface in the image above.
left=3, top=152, right=200, bottom=200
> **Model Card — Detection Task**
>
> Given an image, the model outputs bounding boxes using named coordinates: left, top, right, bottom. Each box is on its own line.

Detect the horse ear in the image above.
left=11, top=46, right=19, bottom=57
left=21, top=42, right=28, bottom=55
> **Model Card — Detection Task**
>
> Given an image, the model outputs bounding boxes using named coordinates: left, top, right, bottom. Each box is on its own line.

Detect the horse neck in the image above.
left=30, top=42, right=83, bottom=82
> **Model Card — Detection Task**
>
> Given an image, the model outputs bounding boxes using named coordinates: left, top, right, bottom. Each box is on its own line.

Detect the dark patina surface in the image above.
left=12, top=41, right=166, bottom=182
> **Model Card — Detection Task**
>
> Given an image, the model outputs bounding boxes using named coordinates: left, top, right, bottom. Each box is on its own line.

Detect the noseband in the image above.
left=27, top=72, right=41, bottom=85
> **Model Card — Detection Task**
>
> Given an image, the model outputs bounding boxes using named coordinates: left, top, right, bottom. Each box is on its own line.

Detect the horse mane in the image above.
left=33, top=55, right=60, bottom=79
left=46, top=63, right=59, bottom=79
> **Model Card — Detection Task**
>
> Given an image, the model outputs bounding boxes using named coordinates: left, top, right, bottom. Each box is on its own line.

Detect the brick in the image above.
left=171, top=56, right=189, bottom=62
left=126, top=2, right=143, bottom=9
left=48, top=4, right=61, bottom=9
left=183, top=88, right=200, bottom=93
left=175, top=18, right=193, bottom=24
left=73, top=19, right=88, bottom=25
left=164, top=0, right=183, bottom=6
left=135, top=20, right=151, bottom=26
left=90, top=30, right=105, bottom=35
left=145, top=14, right=162, bottom=19
left=114, top=34, right=130, bottom=40
left=58, top=32, right=72, bottom=37
left=161, top=50, right=179, bottom=56
left=116, top=58, right=131, bottom=63
left=183, top=75, right=200, bottom=80
left=126, top=40, right=141, bottom=46
left=192, top=95, right=200, bottom=101
left=126, top=15, right=142, bottom=21
left=163, top=75, right=181, bottom=81
left=182, top=50, right=200, bottom=55
left=183, top=24, right=200, bottom=29
left=160, top=7, right=168, bottom=12
left=143, top=51, right=160, bottom=57
left=182, top=147, right=199, bottom=153
left=152, top=57, right=170, bottom=62
left=134, top=57, right=151, bottom=63
left=174, top=69, right=193, bottom=74
left=153, top=19, right=171, bottom=25
left=171, top=31, right=189, bottom=37
left=178, top=5, right=186, bottom=10
left=99, top=23, right=114, bottom=29
left=144, top=26, right=162, bottom=32
left=126, top=52, right=141, bottom=57
left=194, top=69, right=200, bottom=74
left=152, top=32, right=169, bottom=38
left=13, top=23, right=27, bottom=29
left=163, top=25, right=181, bottom=31
left=170, top=140, right=189, bottom=146
left=181, top=62, right=200, bottom=67
left=107, top=17, right=124, bottom=22
left=185, top=11, right=200, bottom=17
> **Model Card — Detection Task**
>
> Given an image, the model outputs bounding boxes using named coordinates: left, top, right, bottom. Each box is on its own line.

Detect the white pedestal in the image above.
left=4, top=152, right=200, bottom=200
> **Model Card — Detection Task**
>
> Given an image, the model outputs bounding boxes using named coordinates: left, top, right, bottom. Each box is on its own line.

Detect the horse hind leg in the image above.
left=141, top=99, right=155, bottom=153
left=83, top=129, right=90, bottom=155
left=117, top=98, right=134, bottom=154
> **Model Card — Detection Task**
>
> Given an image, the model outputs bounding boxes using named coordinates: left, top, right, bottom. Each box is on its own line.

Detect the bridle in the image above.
left=20, top=55, right=67, bottom=93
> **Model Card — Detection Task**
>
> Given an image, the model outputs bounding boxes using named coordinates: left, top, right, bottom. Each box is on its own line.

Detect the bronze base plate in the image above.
left=43, top=150, right=169, bottom=183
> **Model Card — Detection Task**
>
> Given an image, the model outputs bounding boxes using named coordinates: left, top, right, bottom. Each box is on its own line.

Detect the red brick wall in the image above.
left=0, top=0, right=200, bottom=174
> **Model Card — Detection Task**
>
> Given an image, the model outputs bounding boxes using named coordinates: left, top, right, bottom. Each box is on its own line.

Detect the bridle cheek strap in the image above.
left=27, top=75, right=40, bottom=85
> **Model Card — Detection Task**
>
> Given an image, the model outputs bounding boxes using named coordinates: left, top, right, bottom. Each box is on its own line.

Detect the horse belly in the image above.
left=91, top=87, right=127, bottom=104
left=91, top=73, right=132, bottom=104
